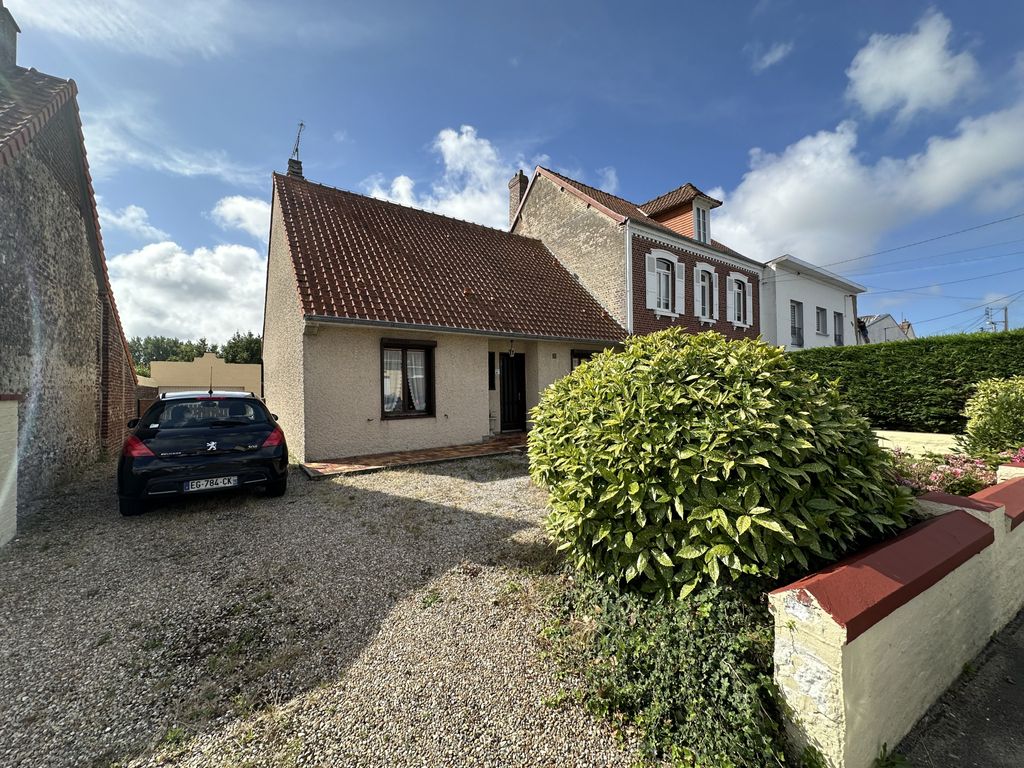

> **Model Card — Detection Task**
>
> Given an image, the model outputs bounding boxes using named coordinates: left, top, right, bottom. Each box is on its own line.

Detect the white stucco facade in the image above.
left=759, top=255, right=864, bottom=352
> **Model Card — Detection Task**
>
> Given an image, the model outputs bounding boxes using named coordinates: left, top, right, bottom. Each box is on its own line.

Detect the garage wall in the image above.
left=0, top=397, right=18, bottom=546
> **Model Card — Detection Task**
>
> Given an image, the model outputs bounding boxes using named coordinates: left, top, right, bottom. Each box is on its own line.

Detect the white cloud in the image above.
left=211, top=196, right=271, bottom=242
left=751, top=41, right=795, bottom=73
left=367, top=125, right=512, bottom=229
left=6, top=0, right=382, bottom=60
left=97, top=201, right=168, bottom=241
left=713, top=101, right=1024, bottom=264
left=597, top=166, right=619, bottom=194
left=846, top=9, right=979, bottom=122
left=107, top=242, right=265, bottom=343
left=7, top=0, right=242, bottom=59
left=82, top=102, right=262, bottom=186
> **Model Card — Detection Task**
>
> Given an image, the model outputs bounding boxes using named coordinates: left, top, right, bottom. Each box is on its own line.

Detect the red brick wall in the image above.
left=99, top=294, right=137, bottom=453
left=631, top=233, right=760, bottom=339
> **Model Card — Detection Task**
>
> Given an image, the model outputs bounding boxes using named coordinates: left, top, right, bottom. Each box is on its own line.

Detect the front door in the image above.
left=499, top=352, right=526, bottom=431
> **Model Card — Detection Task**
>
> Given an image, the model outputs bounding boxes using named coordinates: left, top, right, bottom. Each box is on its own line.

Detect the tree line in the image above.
left=129, top=331, right=262, bottom=376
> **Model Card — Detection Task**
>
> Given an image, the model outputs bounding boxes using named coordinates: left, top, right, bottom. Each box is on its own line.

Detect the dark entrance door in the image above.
left=499, top=352, right=526, bottom=431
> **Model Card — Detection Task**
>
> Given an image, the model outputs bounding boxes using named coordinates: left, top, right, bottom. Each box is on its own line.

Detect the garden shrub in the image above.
left=889, top=449, right=995, bottom=496
left=547, top=577, right=790, bottom=767
left=529, top=329, right=912, bottom=598
left=790, top=329, right=1024, bottom=433
left=960, top=376, right=1024, bottom=455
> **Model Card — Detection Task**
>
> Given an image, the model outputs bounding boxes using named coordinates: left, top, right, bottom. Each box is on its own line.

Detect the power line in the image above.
left=843, top=237, right=1024, bottom=277
left=913, top=289, right=1024, bottom=326
left=864, top=263, right=1024, bottom=295
left=844, top=247, right=1024, bottom=280
left=820, top=211, right=1024, bottom=269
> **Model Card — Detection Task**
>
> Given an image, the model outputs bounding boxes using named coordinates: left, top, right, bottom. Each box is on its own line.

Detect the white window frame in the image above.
left=815, top=306, right=828, bottom=335
left=655, top=258, right=672, bottom=312
left=645, top=249, right=684, bottom=317
left=693, top=205, right=709, bottom=244
left=693, top=262, right=718, bottom=323
left=790, top=300, right=804, bottom=348
left=833, top=311, right=844, bottom=346
left=727, top=272, right=752, bottom=328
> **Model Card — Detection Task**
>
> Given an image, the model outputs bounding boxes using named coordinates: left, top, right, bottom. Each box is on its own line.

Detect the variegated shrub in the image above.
left=529, top=329, right=911, bottom=597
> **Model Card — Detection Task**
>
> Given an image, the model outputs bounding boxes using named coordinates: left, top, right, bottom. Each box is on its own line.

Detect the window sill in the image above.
left=381, top=412, right=436, bottom=421
left=816, top=331, right=829, bottom=337
left=698, top=316, right=716, bottom=325
left=654, top=309, right=679, bottom=319
left=730, top=321, right=751, bottom=329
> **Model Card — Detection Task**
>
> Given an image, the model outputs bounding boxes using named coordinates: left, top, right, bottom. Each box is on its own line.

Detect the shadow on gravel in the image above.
left=0, top=456, right=542, bottom=768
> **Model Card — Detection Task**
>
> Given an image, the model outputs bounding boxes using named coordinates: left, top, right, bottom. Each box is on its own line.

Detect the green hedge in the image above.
left=790, top=330, right=1024, bottom=433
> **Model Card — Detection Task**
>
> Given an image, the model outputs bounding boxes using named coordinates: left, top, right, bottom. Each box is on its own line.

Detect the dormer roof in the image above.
left=639, top=183, right=723, bottom=217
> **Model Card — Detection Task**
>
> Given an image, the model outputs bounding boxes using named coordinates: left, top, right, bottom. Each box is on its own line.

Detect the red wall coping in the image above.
left=0, top=393, right=25, bottom=402
left=1003, top=462, right=1024, bottom=469
left=771, top=510, right=993, bottom=643
left=918, top=490, right=999, bottom=513
left=972, top=477, right=1024, bottom=532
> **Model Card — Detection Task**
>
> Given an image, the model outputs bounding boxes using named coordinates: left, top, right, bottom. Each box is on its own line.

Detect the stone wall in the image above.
left=512, top=174, right=629, bottom=328
left=0, top=104, right=135, bottom=505
left=770, top=478, right=1024, bottom=768
left=0, top=396, right=18, bottom=546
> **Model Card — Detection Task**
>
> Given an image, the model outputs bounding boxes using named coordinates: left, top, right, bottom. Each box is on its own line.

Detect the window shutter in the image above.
left=726, top=280, right=735, bottom=325
left=645, top=255, right=657, bottom=310
left=674, top=265, right=685, bottom=314
left=711, top=271, right=720, bottom=320
left=744, top=281, right=753, bottom=326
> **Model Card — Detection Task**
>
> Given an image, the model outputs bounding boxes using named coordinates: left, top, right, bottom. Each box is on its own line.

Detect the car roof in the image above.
left=159, top=391, right=260, bottom=400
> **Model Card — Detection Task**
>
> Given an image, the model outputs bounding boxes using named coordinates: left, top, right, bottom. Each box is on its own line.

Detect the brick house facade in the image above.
left=511, top=167, right=762, bottom=342
left=0, top=7, right=137, bottom=507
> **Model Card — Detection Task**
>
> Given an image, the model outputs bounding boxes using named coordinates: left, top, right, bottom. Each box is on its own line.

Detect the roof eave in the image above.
left=302, top=314, right=625, bottom=345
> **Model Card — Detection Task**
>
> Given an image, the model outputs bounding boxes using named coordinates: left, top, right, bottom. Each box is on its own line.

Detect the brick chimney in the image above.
left=287, top=157, right=304, bottom=179
left=508, top=170, right=528, bottom=227
left=0, top=1, right=20, bottom=71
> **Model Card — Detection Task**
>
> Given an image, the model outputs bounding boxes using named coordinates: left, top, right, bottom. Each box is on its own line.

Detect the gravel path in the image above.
left=0, top=454, right=637, bottom=767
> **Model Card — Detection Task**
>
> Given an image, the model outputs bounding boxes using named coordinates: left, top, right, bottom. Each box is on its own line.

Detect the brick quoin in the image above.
left=630, top=233, right=760, bottom=340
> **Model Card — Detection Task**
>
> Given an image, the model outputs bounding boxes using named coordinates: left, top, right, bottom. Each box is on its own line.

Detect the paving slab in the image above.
left=874, top=430, right=959, bottom=456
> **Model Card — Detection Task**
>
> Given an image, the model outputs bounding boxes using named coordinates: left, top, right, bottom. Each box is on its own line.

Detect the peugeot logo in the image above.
left=206, top=441, right=217, bottom=452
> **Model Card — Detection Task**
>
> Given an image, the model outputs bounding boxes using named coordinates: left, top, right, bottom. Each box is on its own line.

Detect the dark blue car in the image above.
left=117, top=391, right=288, bottom=516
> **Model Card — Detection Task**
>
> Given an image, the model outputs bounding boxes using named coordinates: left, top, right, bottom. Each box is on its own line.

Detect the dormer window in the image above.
left=694, top=205, right=709, bottom=244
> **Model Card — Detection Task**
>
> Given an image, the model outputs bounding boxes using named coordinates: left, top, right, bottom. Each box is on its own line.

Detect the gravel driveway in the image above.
left=0, top=455, right=637, bottom=767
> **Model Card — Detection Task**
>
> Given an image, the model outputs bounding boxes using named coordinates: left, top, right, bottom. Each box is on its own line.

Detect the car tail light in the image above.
left=262, top=426, right=284, bottom=448
left=123, top=435, right=155, bottom=457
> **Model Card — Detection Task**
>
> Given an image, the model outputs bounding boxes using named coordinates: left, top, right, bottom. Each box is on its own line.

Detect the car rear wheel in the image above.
left=265, top=476, right=288, bottom=497
left=119, top=497, right=146, bottom=517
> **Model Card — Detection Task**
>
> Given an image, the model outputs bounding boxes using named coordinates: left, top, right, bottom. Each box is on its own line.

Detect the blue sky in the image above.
left=9, top=0, right=1024, bottom=342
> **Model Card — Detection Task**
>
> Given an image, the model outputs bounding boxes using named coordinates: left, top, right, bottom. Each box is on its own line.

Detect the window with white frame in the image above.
left=695, top=264, right=717, bottom=321
left=815, top=306, right=828, bottom=335
left=790, top=300, right=804, bottom=348
left=655, top=258, right=672, bottom=311
left=727, top=273, right=752, bottom=327
left=645, top=250, right=684, bottom=315
left=694, top=206, right=709, bottom=243
left=834, top=311, right=844, bottom=346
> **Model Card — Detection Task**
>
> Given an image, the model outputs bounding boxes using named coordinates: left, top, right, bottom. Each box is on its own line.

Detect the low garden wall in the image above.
left=769, top=472, right=1024, bottom=768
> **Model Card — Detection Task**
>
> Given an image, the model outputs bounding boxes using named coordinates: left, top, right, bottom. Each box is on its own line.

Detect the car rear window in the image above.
left=141, top=398, right=271, bottom=429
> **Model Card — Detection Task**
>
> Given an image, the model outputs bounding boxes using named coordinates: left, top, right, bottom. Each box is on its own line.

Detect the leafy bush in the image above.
left=529, top=329, right=912, bottom=598
left=547, top=577, right=789, bottom=767
left=790, top=329, right=1024, bottom=433
left=889, top=449, right=995, bottom=496
left=960, top=376, right=1024, bottom=455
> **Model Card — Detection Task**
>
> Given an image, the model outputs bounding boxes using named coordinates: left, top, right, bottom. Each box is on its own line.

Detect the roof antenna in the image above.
left=288, top=122, right=305, bottom=179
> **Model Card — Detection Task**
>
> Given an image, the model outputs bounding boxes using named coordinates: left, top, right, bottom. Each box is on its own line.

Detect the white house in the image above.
left=857, top=314, right=916, bottom=344
left=759, top=254, right=865, bottom=351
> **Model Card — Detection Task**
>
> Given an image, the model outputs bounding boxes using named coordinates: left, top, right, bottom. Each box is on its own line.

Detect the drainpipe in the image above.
left=624, top=220, right=633, bottom=334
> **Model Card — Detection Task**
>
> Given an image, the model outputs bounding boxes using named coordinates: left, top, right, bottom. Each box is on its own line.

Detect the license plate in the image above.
left=184, top=476, right=238, bottom=492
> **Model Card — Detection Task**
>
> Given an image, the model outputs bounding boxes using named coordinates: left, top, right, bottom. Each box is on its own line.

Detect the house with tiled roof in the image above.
left=262, top=165, right=623, bottom=462
left=263, top=157, right=864, bottom=464
left=510, top=166, right=762, bottom=340
left=0, top=1, right=138, bottom=525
